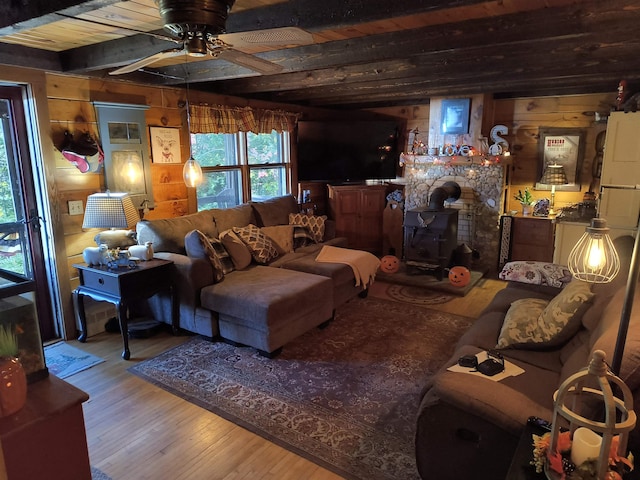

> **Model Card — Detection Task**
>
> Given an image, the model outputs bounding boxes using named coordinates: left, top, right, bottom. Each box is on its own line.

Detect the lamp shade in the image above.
left=567, top=217, right=620, bottom=283
left=540, top=163, right=569, bottom=185
left=82, top=192, right=140, bottom=229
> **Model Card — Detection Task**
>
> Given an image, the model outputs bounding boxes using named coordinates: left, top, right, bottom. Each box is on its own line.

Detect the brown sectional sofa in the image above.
left=415, top=235, right=640, bottom=479
left=135, top=195, right=366, bottom=355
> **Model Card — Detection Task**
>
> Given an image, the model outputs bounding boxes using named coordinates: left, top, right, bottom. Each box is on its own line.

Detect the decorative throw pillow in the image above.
left=496, top=280, right=594, bottom=350
left=260, top=225, right=294, bottom=254
left=232, top=224, right=280, bottom=264
left=496, top=298, right=550, bottom=349
left=184, top=230, right=234, bottom=283
left=219, top=229, right=252, bottom=270
left=292, top=225, right=316, bottom=249
left=499, top=261, right=573, bottom=288
left=288, top=213, right=327, bottom=243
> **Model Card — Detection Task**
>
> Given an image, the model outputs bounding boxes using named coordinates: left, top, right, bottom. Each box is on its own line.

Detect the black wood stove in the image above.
left=403, top=182, right=461, bottom=279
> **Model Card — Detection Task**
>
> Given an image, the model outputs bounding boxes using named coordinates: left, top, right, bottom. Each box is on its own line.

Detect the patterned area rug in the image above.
left=44, top=341, right=104, bottom=379
left=129, top=297, right=474, bottom=480
left=91, top=466, right=112, bottom=480
left=369, top=281, right=454, bottom=305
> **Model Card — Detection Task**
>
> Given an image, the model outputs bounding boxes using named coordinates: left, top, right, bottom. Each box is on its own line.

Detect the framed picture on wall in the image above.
left=150, top=126, right=181, bottom=163
left=441, top=98, right=471, bottom=134
left=535, top=127, right=586, bottom=192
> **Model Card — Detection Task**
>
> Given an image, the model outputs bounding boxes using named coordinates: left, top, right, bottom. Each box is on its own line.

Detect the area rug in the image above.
left=369, top=281, right=454, bottom=306
left=44, top=341, right=104, bottom=379
left=91, top=466, right=112, bottom=480
left=376, top=263, right=484, bottom=296
left=129, top=297, right=474, bottom=480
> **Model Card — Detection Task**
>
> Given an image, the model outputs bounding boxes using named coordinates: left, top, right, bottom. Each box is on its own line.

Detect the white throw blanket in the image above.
left=315, top=245, right=381, bottom=288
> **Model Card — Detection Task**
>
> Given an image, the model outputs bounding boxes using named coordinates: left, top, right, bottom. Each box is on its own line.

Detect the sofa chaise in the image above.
left=135, top=195, right=373, bottom=356
left=416, top=235, right=640, bottom=479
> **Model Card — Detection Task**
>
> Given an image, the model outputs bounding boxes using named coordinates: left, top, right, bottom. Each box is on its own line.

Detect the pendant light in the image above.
left=183, top=74, right=203, bottom=187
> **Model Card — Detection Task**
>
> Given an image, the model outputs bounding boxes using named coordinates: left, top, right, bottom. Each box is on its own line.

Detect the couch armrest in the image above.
left=143, top=252, right=215, bottom=329
left=153, top=252, right=214, bottom=294
left=423, top=368, right=554, bottom=434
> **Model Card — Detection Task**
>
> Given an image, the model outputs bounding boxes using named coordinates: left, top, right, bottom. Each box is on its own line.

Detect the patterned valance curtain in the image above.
left=189, top=104, right=298, bottom=134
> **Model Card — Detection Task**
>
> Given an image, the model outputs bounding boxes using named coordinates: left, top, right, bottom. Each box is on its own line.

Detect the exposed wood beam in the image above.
left=0, top=43, right=61, bottom=71
left=0, top=0, right=120, bottom=33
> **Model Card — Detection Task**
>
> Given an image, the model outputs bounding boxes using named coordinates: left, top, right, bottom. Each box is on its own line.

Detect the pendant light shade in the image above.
left=567, top=217, right=620, bottom=283
left=183, top=155, right=203, bottom=187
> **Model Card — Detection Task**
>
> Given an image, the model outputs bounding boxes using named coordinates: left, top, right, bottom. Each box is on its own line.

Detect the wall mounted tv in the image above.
left=296, top=120, right=400, bottom=183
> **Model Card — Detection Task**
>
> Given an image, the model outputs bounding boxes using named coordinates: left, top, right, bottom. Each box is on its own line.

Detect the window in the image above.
left=192, top=131, right=291, bottom=210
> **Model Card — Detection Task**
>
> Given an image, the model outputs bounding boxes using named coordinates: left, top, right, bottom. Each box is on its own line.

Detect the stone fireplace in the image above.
left=401, top=155, right=509, bottom=273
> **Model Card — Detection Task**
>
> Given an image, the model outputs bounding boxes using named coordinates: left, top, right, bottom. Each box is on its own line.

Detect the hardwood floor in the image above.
left=62, top=278, right=507, bottom=480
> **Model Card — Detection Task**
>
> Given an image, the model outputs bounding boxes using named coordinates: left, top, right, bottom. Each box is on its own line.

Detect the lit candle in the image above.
left=571, top=427, right=602, bottom=467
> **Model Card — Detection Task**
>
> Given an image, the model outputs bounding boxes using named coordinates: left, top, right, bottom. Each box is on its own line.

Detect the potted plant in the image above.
left=514, top=188, right=535, bottom=215
left=0, top=325, right=27, bottom=417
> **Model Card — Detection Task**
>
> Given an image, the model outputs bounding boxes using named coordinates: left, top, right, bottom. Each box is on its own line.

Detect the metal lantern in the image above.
left=547, top=350, right=636, bottom=479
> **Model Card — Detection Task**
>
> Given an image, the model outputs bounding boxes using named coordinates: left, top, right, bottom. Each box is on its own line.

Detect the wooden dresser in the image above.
left=499, top=215, right=555, bottom=267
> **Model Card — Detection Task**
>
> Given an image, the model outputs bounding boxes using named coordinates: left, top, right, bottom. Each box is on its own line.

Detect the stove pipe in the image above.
left=428, top=181, right=461, bottom=210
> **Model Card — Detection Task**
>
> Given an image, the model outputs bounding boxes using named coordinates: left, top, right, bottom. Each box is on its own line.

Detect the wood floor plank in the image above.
left=62, top=279, right=507, bottom=479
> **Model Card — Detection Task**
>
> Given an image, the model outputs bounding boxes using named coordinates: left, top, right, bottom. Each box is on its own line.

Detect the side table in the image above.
left=72, top=258, right=176, bottom=359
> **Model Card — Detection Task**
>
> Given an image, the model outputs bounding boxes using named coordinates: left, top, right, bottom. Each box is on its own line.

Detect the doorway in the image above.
left=0, top=85, right=57, bottom=341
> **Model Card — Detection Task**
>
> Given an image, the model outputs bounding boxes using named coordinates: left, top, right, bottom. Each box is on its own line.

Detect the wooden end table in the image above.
left=72, top=258, right=176, bottom=360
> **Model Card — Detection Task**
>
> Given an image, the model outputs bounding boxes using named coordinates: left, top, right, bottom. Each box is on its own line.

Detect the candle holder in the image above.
left=544, top=350, right=636, bottom=479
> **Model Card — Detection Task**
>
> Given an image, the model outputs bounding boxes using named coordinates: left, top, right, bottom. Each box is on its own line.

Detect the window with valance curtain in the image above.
left=188, top=104, right=297, bottom=210
left=189, top=104, right=299, bottom=134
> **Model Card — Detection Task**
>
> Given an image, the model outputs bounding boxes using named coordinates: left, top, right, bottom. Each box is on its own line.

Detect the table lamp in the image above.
left=539, top=163, right=568, bottom=215
left=82, top=191, right=140, bottom=232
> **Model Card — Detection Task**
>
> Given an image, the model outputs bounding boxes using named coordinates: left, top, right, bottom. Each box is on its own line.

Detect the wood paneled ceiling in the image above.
left=1, top=0, right=639, bottom=109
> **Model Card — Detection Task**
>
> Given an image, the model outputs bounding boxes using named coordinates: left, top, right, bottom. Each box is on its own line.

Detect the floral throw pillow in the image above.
left=288, top=213, right=326, bottom=243
left=496, top=280, right=593, bottom=350
left=499, top=261, right=573, bottom=288
left=232, top=224, right=280, bottom=264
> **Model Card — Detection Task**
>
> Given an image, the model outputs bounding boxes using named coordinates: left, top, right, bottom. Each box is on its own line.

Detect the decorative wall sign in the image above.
left=535, top=127, right=586, bottom=192
left=150, top=127, right=181, bottom=164
left=441, top=98, right=471, bottom=135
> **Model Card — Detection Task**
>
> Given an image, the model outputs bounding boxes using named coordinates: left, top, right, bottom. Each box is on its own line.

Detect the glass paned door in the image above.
left=0, top=86, right=55, bottom=344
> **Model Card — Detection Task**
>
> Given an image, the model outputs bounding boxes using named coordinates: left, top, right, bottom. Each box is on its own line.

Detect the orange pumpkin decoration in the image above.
left=448, top=266, right=471, bottom=287
left=380, top=255, right=400, bottom=274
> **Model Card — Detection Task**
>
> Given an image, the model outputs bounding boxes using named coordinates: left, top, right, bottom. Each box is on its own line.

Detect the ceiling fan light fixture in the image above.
left=156, top=0, right=235, bottom=37
left=186, top=34, right=208, bottom=57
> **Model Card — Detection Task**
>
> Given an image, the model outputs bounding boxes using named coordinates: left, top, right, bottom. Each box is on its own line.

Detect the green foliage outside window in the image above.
left=194, top=131, right=289, bottom=209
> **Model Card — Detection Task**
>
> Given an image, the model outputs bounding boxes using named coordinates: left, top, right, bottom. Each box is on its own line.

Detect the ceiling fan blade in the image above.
left=216, top=49, right=283, bottom=74
left=219, top=27, right=314, bottom=48
left=109, top=47, right=186, bottom=75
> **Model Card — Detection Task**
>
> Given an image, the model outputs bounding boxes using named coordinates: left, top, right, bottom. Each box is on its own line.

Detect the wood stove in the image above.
left=403, top=181, right=460, bottom=279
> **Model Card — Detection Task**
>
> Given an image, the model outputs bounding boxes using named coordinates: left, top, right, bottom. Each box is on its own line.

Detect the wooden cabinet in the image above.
left=0, top=376, right=91, bottom=480
left=327, top=184, right=387, bottom=254
left=599, top=111, right=640, bottom=232
left=501, top=215, right=555, bottom=264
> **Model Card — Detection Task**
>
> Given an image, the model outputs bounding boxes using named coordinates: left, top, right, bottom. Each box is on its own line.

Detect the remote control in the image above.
left=527, top=416, right=552, bottom=431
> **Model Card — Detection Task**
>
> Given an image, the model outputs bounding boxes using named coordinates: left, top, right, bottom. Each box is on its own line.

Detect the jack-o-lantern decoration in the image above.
left=380, top=255, right=400, bottom=274
left=448, top=266, right=471, bottom=287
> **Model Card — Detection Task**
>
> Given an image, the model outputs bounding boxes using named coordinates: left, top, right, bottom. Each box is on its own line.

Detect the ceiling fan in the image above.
left=109, top=0, right=313, bottom=76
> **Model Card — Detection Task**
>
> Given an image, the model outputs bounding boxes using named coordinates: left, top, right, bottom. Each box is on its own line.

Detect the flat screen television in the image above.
left=296, top=120, right=401, bottom=183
